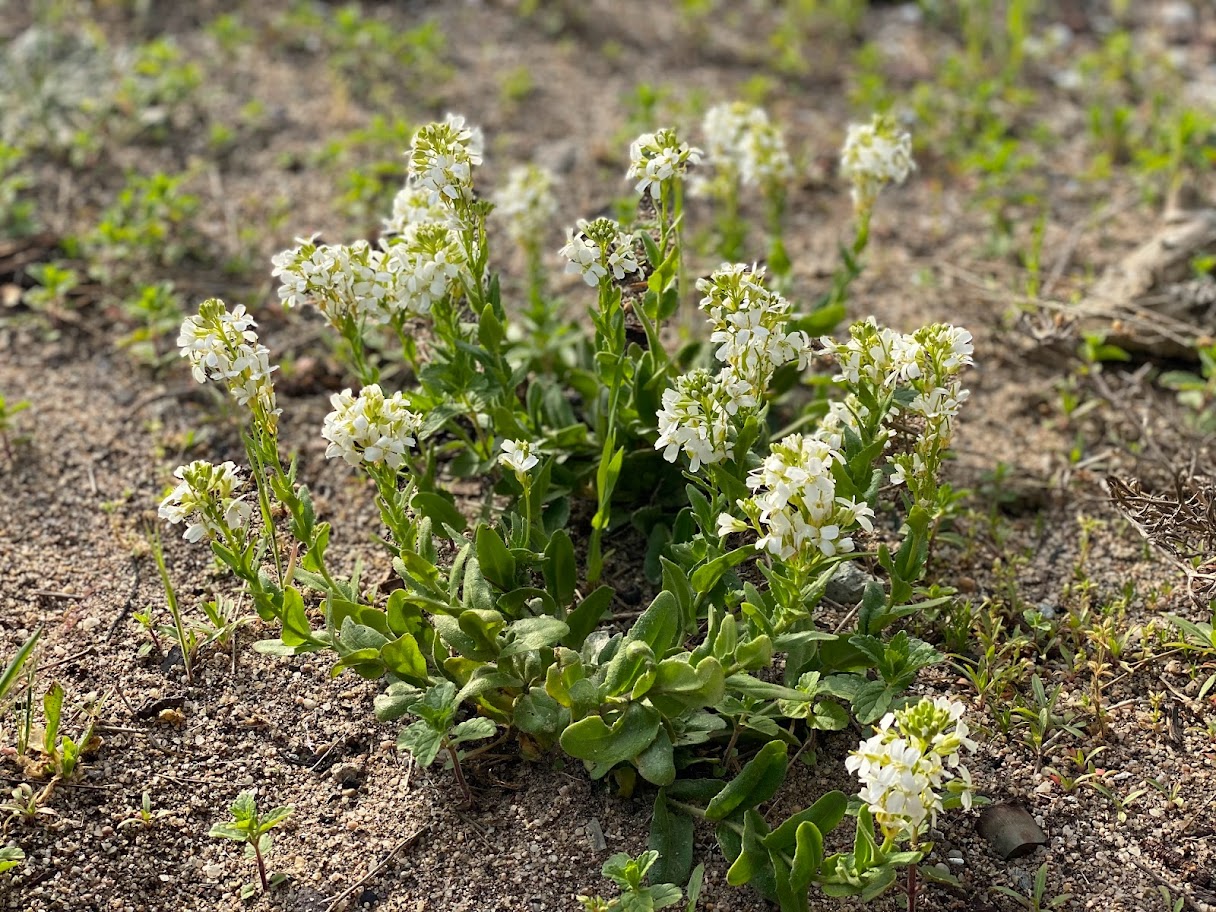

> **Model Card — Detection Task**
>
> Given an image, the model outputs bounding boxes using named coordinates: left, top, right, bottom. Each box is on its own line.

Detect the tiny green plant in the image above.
left=208, top=792, right=293, bottom=898
left=28, top=682, right=101, bottom=780
left=375, top=681, right=496, bottom=806
left=991, top=863, right=1072, bottom=910
left=1, top=782, right=58, bottom=827
left=0, top=393, right=29, bottom=463
left=22, top=262, right=79, bottom=313
left=577, top=851, right=699, bottom=911
left=0, top=845, right=24, bottom=874
left=118, top=791, right=174, bottom=832
left=146, top=528, right=196, bottom=682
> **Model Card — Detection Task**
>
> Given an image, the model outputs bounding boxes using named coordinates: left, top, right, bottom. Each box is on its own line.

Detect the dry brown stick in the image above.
left=38, top=646, right=96, bottom=672
left=1129, top=857, right=1206, bottom=912
left=324, top=825, right=429, bottom=912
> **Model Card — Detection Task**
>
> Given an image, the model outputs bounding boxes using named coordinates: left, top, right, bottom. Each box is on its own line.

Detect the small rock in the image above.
left=825, top=562, right=874, bottom=605
left=585, top=818, right=607, bottom=852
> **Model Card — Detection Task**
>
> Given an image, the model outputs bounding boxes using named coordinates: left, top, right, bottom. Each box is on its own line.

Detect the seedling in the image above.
left=379, top=681, right=496, bottom=806
left=1, top=782, right=58, bottom=827
left=992, top=863, right=1072, bottom=910
left=0, top=393, right=29, bottom=463
left=208, top=791, right=293, bottom=898
left=0, top=845, right=24, bottom=873
left=576, top=851, right=692, bottom=911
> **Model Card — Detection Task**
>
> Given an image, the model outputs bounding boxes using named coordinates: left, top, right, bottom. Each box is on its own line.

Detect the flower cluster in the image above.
left=494, top=165, right=557, bottom=247
left=626, top=127, right=702, bottom=200
left=272, top=226, right=466, bottom=326
left=719, top=434, right=874, bottom=564
left=846, top=696, right=977, bottom=842
left=271, top=237, right=388, bottom=325
left=177, top=298, right=278, bottom=423
left=697, top=263, right=812, bottom=392
left=820, top=318, right=973, bottom=497
left=383, top=221, right=467, bottom=316
left=654, top=369, right=738, bottom=472
left=839, top=113, right=914, bottom=211
left=499, top=439, right=539, bottom=477
left=821, top=316, right=923, bottom=389
left=158, top=460, right=252, bottom=544
left=558, top=217, right=640, bottom=288
left=701, top=102, right=793, bottom=192
left=321, top=384, right=421, bottom=471
left=383, top=183, right=450, bottom=238
left=408, top=114, right=484, bottom=208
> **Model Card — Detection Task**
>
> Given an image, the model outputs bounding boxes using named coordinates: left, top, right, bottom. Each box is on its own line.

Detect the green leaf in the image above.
left=725, top=673, right=814, bottom=702
left=684, top=864, right=704, bottom=912
left=647, top=657, right=725, bottom=717
left=690, top=546, right=753, bottom=594
left=379, top=633, right=429, bottom=686
left=0, top=627, right=41, bottom=705
left=475, top=524, right=516, bottom=590
left=514, top=689, right=565, bottom=736
left=397, top=719, right=444, bottom=767
left=650, top=790, right=694, bottom=886
left=705, top=740, right=788, bottom=821
left=478, top=302, right=504, bottom=351
left=279, top=586, right=315, bottom=648
left=42, top=682, right=64, bottom=753
left=763, top=791, right=848, bottom=852
left=499, top=617, right=569, bottom=659
left=726, top=810, right=770, bottom=887
left=627, top=590, right=681, bottom=656
left=559, top=702, right=661, bottom=768
left=563, top=585, right=613, bottom=649
left=635, top=727, right=676, bottom=786
left=385, top=589, right=423, bottom=637
left=461, top=558, right=496, bottom=614
left=412, top=492, right=468, bottom=537
left=791, top=822, right=824, bottom=892
left=604, top=640, right=656, bottom=698
left=543, top=529, right=577, bottom=606
left=769, top=844, right=808, bottom=912
left=850, top=680, right=895, bottom=724
left=450, top=716, right=497, bottom=746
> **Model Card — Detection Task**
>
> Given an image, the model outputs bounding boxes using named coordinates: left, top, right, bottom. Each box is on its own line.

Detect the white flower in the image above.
left=408, top=114, right=484, bottom=207
left=558, top=218, right=639, bottom=288
left=499, top=439, right=539, bottom=475
left=840, top=113, right=914, bottom=209
left=382, top=182, right=451, bottom=237
left=159, top=460, right=252, bottom=544
left=821, top=317, right=921, bottom=389
left=698, top=263, right=811, bottom=394
left=627, top=127, right=703, bottom=200
left=654, top=369, right=736, bottom=472
left=847, top=696, right=976, bottom=842
left=716, top=513, right=749, bottom=538
left=728, top=434, right=874, bottom=566
left=382, top=221, right=467, bottom=316
left=271, top=237, right=387, bottom=326
left=322, top=385, right=421, bottom=470
left=702, top=102, right=793, bottom=192
left=177, top=298, right=278, bottom=423
left=494, top=165, right=558, bottom=246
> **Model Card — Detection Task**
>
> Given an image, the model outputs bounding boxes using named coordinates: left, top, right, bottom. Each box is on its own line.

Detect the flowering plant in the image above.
left=161, top=108, right=975, bottom=911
